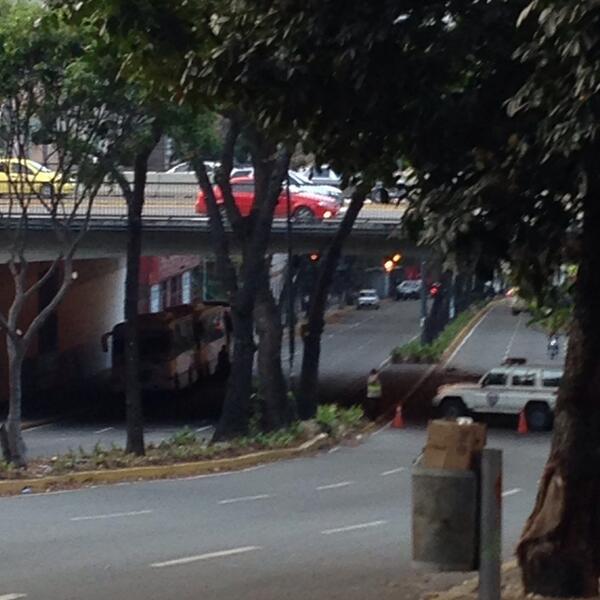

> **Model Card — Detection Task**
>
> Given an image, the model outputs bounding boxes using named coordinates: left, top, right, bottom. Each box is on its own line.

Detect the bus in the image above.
left=101, top=303, right=231, bottom=392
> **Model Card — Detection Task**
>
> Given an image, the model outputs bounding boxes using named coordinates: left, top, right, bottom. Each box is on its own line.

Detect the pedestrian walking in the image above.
left=366, top=368, right=382, bottom=420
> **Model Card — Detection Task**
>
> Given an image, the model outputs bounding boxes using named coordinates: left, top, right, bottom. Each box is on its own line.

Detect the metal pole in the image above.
left=420, top=259, right=428, bottom=326
left=285, top=174, right=295, bottom=385
left=479, top=448, right=502, bottom=600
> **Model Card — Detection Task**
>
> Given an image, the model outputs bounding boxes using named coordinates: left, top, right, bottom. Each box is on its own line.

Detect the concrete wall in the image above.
left=0, top=258, right=126, bottom=407
left=57, top=258, right=125, bottom=381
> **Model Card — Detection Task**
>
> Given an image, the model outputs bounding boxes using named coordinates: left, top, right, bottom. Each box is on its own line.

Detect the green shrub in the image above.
left=316, top=404, right=338, bottom=434
left=164, top=427, right=198, bottom=447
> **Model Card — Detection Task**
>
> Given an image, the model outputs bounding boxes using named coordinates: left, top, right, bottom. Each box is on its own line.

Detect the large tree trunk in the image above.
left=123, top=147, right=156, bottom=456
left=254, top=261, right=292, bottom=430
left=1, top=339, right=26, bottom=467
left=297, top=187, right=367, bottom=419
left=517, top=194, right=600, bottom=597
left=213, top=145, right=291, bottom=440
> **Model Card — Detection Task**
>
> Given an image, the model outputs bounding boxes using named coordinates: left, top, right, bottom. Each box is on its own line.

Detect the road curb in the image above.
left=0, top=433, right=332, bottom=497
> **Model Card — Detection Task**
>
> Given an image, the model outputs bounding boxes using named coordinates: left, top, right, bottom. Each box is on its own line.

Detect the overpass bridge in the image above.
left=0, top=187, right=427, bottom=262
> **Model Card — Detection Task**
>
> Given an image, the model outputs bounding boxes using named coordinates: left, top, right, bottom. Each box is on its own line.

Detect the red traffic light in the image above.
left=309, top=253, right=320, bottom=262
left=430, top=283, right=441, bottom=297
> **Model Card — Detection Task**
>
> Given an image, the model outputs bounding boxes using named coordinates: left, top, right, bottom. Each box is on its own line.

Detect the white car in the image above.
left=396, top=279, right=422, bottom=300
left=433, top=365, right=563, bottom=430
left=357, top=289, right=380, bottom=310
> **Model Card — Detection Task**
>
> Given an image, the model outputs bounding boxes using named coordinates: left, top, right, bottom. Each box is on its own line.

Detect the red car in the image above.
left=195, top=176, right=342, bottom=222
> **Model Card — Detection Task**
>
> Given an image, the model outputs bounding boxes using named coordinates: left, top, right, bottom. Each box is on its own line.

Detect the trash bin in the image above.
left=412, top=465, right=478, bottom=571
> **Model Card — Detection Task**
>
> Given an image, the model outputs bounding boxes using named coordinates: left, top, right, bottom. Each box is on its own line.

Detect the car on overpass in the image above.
left=195, top=175, right=342, bottom=222
left=0, top=157, right=75, bottom=198
left=230, top=167, right=343, bottom=202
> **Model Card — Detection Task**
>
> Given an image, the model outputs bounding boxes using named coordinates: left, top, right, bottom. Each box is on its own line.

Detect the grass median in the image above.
left=0, top=405, right=366, bottom=490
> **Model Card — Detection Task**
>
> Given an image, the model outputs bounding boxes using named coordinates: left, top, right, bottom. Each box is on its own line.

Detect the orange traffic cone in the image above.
left=517, top=410, right=528, bottom=434
left=392, top=404, right=405, bottom=429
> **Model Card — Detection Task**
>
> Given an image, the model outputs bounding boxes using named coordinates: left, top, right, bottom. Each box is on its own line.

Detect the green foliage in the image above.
left=316, top=404, right=365, bottom=438
left=163, top=427, right=198, bottom=447
left=393, top=306, right=481, bottom=364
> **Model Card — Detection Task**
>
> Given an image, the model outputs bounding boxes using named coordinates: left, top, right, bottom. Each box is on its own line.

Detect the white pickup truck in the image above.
left=432, top=365, right=563, bottom=431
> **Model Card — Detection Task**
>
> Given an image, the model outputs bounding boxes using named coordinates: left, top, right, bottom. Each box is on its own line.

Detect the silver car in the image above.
left=357, top=289, right=380, bottom=310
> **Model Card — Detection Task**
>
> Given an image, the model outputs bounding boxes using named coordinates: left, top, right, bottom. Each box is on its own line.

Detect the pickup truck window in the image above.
left=482, top=372, right=507, bottom=386
left=542, top=371, right=562, bottom=387
left=511, top=371, right=536, bottom=387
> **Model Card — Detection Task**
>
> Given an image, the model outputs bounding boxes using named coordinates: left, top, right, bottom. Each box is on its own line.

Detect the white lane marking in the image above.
left=502, top=488, right=522, bottom=498
left=70, top=509, right=153, bottom=522
left=218, top=494, right=271, bottom=505
left=23, top=423, right=51, bottom=431
left=444, top=305, right=493, bottom=366
left=195, top=425, right=213, bottom=433
left=381, top=467, right=405, bottom=476
left=94, top=427, right=114, bottom=434
left=316, top=481, right=354, bottom=491
left=151, top=546, right=261, bottom=568
left=504, top=312, right=523, bottom=360
left=0, top=594, right=28, bottom=600
left=322, top=520, right=387, bottom=535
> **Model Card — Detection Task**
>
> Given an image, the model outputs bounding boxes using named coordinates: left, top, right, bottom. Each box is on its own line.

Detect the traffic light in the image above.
left=309, top=252, right=320, bottom=263
left=383, top=259, right=395, bottom=273
left=430, top=283, right=441, bottom=297
left=392, top=253, right=402, bottom=264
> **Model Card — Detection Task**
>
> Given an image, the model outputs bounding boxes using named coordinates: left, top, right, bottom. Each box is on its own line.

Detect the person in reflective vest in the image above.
left=366, top=368, right=382, bottom=419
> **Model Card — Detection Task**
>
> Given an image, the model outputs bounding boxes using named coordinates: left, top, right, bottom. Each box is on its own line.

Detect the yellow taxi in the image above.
left=0, top=158, right=75, bottom=198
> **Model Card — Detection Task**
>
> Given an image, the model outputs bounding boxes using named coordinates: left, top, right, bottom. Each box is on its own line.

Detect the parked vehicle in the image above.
left=101, top=303, right=232, bottom=391
left=195, top=175, right=342, bottom=222
left=432, top=364, right=563, bottom=431
left=166, top=161, right=219, bottom=175
left=229, top=168, right=343, bottom=202
left=357, top=289, right=380, bottom=310
left=300, top=164, right=342, bottom=188
left=396, top=279, right=422, bottom=300
left=0, top=157, right=75, bottom=198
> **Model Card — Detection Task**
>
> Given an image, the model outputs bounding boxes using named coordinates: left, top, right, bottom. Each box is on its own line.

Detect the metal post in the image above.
left=285, top=174, right=295, bottom=385
left=420, top=259, right=428, bottom=326
left=479, top=448, right=502, bottom=600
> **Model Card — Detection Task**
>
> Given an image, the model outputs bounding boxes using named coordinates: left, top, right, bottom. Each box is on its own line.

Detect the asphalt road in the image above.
left=1, top=298, right=553, bottom=599
left=23, top=300, right=422, bottom=458
left=446, top=301, right=565, bottom=375
left=0, top=426, right=549, bottom=600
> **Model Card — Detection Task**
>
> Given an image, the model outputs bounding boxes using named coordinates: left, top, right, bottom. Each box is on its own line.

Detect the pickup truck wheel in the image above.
left=525, top=402, right=552, bottom=431
left=439, top=397, right=468, bottom=419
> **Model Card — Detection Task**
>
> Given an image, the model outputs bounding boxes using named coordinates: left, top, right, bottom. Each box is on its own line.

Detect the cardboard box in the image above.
left=422, top=420, right=487, bottom=470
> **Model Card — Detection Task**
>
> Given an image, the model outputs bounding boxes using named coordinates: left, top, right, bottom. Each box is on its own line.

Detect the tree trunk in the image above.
left=254, top=261, right=292, bottom=430
left=213, top=145, right=291, bottom=440
left=517, top=194, right=600, bottom=597
left=298, top=187, right=367, bottom=419
left=214, top=299, right=256, bottom=440
left=1, top=339, right=26, bottom=466
left=123, top=148, right=155, bottom=456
